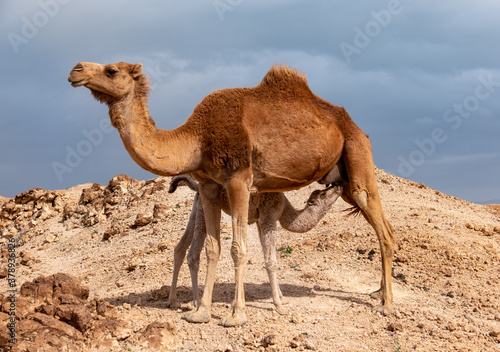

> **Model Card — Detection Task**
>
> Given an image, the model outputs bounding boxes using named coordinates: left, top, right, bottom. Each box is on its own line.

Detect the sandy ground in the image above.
left=1, top=169, right=499, bottom=351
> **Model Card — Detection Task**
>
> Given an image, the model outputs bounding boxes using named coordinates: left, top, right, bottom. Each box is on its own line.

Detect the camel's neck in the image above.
left=108, top=94, right=201, bottom=176
left=278, top=197, right=329, bottom=233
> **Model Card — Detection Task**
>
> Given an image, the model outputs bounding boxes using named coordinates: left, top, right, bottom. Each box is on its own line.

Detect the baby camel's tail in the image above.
left=168, top=175, right=199, bottom=194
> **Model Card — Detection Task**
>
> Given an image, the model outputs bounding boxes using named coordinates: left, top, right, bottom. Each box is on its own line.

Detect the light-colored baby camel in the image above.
left=166, top=175, right=343, bottom=315
left=68, top=61, right=395, bottom=326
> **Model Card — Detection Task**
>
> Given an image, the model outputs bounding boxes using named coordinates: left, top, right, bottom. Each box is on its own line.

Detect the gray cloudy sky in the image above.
left=1, top=0, right=499, bottom=203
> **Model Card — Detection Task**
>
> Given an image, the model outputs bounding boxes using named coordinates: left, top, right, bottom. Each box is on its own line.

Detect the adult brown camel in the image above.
left=67, top=61, right=395, bottom=326
left=166, top=175, right=343, bottom=314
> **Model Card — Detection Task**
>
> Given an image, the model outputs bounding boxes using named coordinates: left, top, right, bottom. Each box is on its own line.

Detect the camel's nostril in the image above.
left=72, top=63, right=84, bottom=72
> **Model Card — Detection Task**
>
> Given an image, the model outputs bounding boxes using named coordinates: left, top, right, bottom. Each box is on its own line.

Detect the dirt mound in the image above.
left=0, top=273, right=178, bottom=352
left=0, top=170, right=499, bottom=351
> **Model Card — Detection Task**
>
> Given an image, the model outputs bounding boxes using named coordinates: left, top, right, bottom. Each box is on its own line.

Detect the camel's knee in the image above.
left=174, top=241, right=188, bottom=260
left=231, top=242, right=247, bottom=266
left=352, top=189, right=368, bottom=209
left=187, top=252, right=200, bottom=272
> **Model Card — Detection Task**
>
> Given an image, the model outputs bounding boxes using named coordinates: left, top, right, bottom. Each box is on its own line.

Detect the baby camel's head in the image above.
left=306, top=185, right=343, bottom=207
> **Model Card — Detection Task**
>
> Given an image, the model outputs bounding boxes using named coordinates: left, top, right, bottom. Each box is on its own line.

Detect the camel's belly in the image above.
left=250, top=123, right=343, bottom=193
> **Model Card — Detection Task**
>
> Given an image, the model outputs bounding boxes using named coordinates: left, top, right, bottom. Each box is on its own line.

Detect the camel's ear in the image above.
left=131, top=63, right=143, bottom=78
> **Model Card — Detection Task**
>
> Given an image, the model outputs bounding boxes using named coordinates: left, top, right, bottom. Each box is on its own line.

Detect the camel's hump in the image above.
left=258, top=65, right=310, bottom=91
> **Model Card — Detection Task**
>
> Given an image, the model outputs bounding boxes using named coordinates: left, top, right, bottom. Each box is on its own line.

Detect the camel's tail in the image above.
left=168, top=175, right=199, bottom=194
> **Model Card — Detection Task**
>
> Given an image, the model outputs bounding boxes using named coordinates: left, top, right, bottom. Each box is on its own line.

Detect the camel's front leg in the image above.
left=220, top=174, right=252, bottom=327
left=182, top=183, right=221, bottom=323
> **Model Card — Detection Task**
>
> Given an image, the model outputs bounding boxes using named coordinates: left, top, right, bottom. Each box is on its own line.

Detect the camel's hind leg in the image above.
left=343, top=136, right=395, bottom=315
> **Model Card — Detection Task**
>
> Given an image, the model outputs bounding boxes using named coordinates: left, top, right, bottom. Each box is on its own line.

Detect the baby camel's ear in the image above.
left=131, top=63, right=143, bottom=78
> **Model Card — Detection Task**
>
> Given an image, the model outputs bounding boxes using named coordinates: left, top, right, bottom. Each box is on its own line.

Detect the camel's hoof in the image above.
left=181, top=306, right=211, bottom=324
left=280, top=297, right=290, bottom=306
left=369, top=288, right=383, bottom=300
left=274, top=304, right=288, bottom=316
left=374, top=304, right=395, bottom=316
left=166, top=299, right=181, bottom=309
left=219, top=310, right=248, bottom=327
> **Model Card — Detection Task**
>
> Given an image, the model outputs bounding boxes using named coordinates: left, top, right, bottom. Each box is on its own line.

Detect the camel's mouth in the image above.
left=70, top=78, right=89, bottom=88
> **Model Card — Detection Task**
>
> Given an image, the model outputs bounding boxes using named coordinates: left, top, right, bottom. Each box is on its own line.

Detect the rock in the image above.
left=289, top=334, right=305, bottom=348
left=304, top=339, right=317, bottom=350
left=291, top=313, right=303, bottom=324
left=153, top=203, right=172, bottom=220
left=157, top=241, right=169, bottom=251
left=356, top=247, right=367, bottom=255
left=55, top=304, right=93, bottom=332
left=216, top=344, right=234, bottom=352
left=134, top=213, right=152, bottom=227
left=103, top=222, right=127, bottom=240
left=31, top=312, right=84, bottom=340
left=446, top=322, right=458, bottom=331
left=108, top=174, right=131, bottom=190
left=248, top=256, right=257, bottom=264
left=261, top=334, right=277, bottom=347
left=481, top=228, right=493, bottom=236
left=394, top=254, right=409, bottom=263
left=489, top=330, right=499, bottom=337
left=136, top=321, right=178, bottom=350
left=441, top=268, right=453, bottom=277
left=126, top=256, right=141, bottom=271
left=92, top=318, right=132, bottom=341
left=104, top=193, right=121, bottom=205
left=96, top=299, right=118, bottom=319
left=19, top=250, right=35, bottom=266
left=387, top=322, right=403, bottom=332
left=79, top=183, right=102, bottom=204
left=44, top=233, right=56, bottom=243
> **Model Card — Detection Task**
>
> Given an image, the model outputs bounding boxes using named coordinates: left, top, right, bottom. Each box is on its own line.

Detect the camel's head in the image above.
left=307, top=184, right=343, bottom=208
left=68, top=61, right=149, bottom=104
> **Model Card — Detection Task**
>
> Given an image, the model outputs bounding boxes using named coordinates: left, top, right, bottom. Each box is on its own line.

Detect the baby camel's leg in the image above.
left=182, top=182, right=222, bottom=324
left=186, top=194, right=207, bottom=308
left=257, top=218, right=286, bottom=315
left=166, top=193, right=198, bottom=308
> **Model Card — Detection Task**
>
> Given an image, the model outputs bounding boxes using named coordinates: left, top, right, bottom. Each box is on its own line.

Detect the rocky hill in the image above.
left=0, top=170, right=499, bottom=351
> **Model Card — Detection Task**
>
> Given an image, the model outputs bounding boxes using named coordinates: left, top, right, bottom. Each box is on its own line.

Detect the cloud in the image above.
left=0, top=1, right=499, bottom=203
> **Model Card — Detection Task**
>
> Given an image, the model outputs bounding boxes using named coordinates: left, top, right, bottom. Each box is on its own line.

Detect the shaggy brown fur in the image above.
left=68, top=62, right=395, bottom=326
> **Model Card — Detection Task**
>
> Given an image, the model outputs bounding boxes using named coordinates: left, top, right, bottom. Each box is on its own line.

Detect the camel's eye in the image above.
left=106, top=68, right=118, bottom=77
